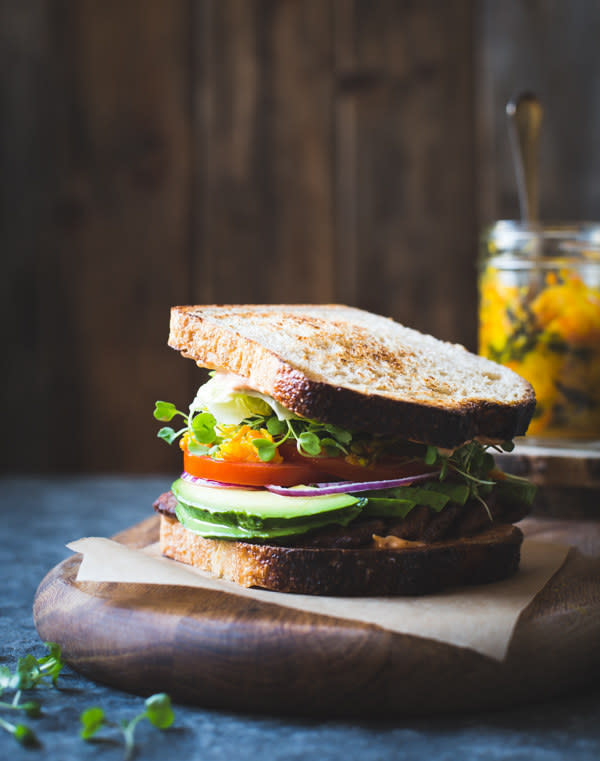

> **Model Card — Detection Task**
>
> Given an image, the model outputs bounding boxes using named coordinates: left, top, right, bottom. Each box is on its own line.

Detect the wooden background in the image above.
left=2, top=1, right=600, bottom=474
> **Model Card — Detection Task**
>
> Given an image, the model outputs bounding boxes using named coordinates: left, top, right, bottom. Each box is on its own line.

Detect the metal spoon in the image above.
left=506, top=92, right=543, bottom=223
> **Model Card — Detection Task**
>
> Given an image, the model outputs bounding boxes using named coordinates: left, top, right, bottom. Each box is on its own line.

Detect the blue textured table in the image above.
left=1, top=475, right=600, bottom=761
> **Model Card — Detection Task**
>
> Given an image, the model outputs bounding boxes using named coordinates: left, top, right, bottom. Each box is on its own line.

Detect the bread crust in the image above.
left=159, top=514, right=523, bottom=596
left=168, top=305, right=536, bottom=448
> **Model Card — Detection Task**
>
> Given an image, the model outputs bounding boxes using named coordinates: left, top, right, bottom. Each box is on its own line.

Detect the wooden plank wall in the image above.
left=476, top=1, right=600, bottom=223
left=2, top=0, right=599, bottom=473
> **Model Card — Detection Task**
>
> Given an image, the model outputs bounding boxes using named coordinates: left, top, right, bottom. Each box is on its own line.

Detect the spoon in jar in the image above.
left=506, top=92, right=543, bottom=223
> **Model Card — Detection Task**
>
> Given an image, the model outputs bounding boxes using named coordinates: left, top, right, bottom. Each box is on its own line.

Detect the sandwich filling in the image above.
left=153, top=373, right=535, bottom=548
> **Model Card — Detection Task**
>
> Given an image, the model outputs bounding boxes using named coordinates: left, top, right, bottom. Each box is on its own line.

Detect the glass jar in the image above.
left=478, top=221, right=600, bottom=441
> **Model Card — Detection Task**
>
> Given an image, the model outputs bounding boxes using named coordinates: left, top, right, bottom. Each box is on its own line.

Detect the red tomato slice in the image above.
left=183, top=449, right=326, bottom=487
left=183, top=444, right=431, bottom=487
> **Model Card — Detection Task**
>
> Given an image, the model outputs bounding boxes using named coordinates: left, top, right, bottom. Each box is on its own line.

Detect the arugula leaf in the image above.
left=380, top=486, right=449, bottom=511
left=422, top=481, right=470, bottom=505
left=420, top=441, right=522, bottom=522
left=362, top=480, right=471, bottom=518
left=361, top=497, right=417, bottom=519
left=424, top=446, right=438, bottom=466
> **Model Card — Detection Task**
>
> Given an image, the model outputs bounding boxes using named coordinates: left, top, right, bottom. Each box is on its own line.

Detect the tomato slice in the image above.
left=183, top=443, right=431, bottom=488
left=183, top=449, right=326, bottom=487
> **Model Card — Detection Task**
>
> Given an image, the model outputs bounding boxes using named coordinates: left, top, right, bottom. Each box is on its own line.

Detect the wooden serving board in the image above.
left=33, top=516, right=600, bottom=717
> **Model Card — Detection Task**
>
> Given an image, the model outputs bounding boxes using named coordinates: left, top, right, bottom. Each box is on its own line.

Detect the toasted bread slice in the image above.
left=168, top=304, right=535, bottom=448
left=159, top=514, right=523, bottom=596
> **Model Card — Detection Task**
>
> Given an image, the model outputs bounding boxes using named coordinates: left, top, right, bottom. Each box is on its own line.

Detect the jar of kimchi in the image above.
left=479, top=221, right=600, bottom=440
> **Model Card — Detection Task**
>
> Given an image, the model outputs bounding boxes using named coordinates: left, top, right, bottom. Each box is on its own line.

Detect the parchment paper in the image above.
left=67, top=537, right=568, bottom=661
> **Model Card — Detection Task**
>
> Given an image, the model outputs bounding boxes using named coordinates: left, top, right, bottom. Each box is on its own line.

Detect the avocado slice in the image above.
left=174, top=500, right=363, bottom=540
left=171, top=478, right=364, bottom=540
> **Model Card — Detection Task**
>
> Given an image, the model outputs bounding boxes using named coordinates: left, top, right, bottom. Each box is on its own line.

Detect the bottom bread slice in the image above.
left=159, top=514, right=524, bottom=596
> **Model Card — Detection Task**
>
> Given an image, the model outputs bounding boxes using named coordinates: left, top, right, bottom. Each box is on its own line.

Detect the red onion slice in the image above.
left=265, top=470, right=439, bottom=497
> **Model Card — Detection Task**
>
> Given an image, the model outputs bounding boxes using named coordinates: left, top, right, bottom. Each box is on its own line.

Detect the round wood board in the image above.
left=33, top=516, right=600, bottom=717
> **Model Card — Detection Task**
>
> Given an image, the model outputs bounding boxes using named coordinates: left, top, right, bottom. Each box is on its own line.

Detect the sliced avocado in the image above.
left=171, top=478, right=365, bottom=540
left=174, top=500, right=363, bottom=540
left=176, top=499, right=363, bottom=532
left=172, top=478, right=361, bottom=519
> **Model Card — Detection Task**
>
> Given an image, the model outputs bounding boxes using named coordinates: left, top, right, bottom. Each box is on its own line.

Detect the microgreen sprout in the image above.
left=0, top=641, right=64, bottom=693
left=0, top=694, right=41, bottom=718
left=0, top=645, right=175, bottom=755
left=154, top=397, right=357, bottom=462
left=0, top=714, right=39, bottom=747
left=80, top=693, right=175, bottom=760
left=251, top=438, right=277, bottom=462
left=0, top=642, right=64, bottom=747
left=423, top=441, right=516, bottom=520
left=245, top=415, right=353, bottom=460
left=154, top=401, right=190, bottom=445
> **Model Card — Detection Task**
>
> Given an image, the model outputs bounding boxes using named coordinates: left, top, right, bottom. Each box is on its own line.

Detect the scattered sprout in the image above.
left=81, top=693, right=175, bottom=760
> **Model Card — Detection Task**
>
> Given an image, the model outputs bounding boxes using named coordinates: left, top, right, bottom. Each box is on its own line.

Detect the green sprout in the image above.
left=0, top=714, right=38, bottom=747
left=80, top=693, right=175, bottom=760
left=0, top=641, right=64, bottom=747
left=153, top=397, right=356, bottom=463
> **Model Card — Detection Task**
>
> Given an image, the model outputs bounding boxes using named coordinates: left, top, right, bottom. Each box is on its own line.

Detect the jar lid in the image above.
left=481, top=221, right=600, bottom=263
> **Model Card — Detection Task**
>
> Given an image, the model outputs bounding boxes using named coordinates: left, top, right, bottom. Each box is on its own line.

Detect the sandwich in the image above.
left=153, top=304, right=537, bottom=596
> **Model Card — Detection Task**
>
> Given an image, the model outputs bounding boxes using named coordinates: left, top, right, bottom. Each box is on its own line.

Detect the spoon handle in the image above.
left=506, top=92, right=543, bottom=223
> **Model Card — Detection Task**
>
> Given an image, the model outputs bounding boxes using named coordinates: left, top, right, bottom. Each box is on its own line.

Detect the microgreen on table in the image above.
left=0, top=641, right=63, bottom=746
left=0, top=642, right=175, bottom=755
left=80, top=692, right=175, bottom=759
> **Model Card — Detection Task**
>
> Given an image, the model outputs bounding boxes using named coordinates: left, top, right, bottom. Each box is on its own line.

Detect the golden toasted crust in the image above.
left=159, top=514, right=524, bottom=596
left=167, top=304, right=536, bottom=448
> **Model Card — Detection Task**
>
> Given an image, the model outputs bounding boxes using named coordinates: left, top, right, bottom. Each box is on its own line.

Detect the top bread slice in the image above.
left=168, top=304, right=536, bottom=449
